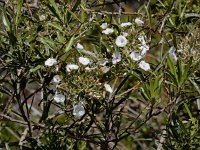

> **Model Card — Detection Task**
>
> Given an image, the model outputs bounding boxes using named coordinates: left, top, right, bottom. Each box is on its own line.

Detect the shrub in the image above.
left=0, top=0, right=200, bottom=149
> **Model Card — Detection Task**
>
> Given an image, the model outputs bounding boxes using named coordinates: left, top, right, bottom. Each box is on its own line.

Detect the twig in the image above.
left=115, top=82, right=141, bottom=98
left=0, top=113, right=45, bottom=128
left=28, top=0, right=39, bottom=8
left=83, top=8, right=144, bottom=16
left=189, top=77, right=200, bottom=110
left=19, top=128, right=29, bottom=146
left=159, top=1, right=176, bottom=34
left=25, top=0, right=33, bottom=17
left=156, top=128, right=167, bottom=150
left=0, top=114, right=27, bottom=125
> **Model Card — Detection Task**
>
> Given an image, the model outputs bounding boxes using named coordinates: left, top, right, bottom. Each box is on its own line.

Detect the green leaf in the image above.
left=64, top=35, right=75, bottom=53
left=15, top=0, right=23, bottom=26
left=167, top=57, right=176, bottom=75
left=2, top=10, right=10, bottom=31
left=23, top=28, right=37, bottom=43
left=47, top=0, right=62, bottom=22
left=30, top=65, right=42, bottom=73
left=56, top=32, right=65, bottom=43
left=52, top=114, right=69, bottom=125
left=67, top=10, right=81, bottom=22
left=145, top=5, right=152, bottom=26
left=167, top=71, right=178, bottom=86
left=80, top=5, right=86, bottom=23
left=177, top=60, right=183, bottom=85
left=71, top=0, right=81, bottom=12
left=47, top=22, right=64, bottom=32
left=140, top=87, right=150, bottom=101
left=181, top=58, right=192, bottom=85
left=149, top=78, right=155, bottom=98
left=77, top=141, right=86, bottom=150
left=66, top=0, right=81, bottom=23
left=167, top=56, right=178, bottom=86
left=180, top=1, right=187, bottom=20
left=8, top=31, right=17, bottom=47
left=39, top=37, right=56, bottom=50
left=184, top=103, right=196, bottom=125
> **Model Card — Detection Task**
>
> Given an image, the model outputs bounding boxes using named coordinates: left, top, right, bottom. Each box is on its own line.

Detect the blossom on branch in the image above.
left=112, top=52, right=121, bottom=64
left=102, top=28, right=114, bottom=35
left=54, top=92, right=65, bottom=103
left=73, top=103, right=85, bottom=118
left=45, top=58, right=57, bottom=67
left=100, top=23, right=108, bottom=29
left=53, top=75, right=61, bottom=84
left=76, top=43, right=84, bottom=50
left=139, top=60, right=151, bottom=71
left=115, top=35, right=128, bottom=47
left=168, top=47, right=177, bottom=63
left=130, top=52, right=143, bottom=61
left=66, top=64, right=79, bottom=72
left=79, top=57, right=90, bottom=66
left=120, top=22, right=132, bottom=27
left=135, top=18, right=144, bottom=26
left=104, top=83, right=113, bottom=93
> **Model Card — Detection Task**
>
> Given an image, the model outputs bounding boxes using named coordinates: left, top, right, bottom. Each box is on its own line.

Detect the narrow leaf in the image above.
left=65, top=36, right=75, bottom=53
left=15, top=0, right=23, bottom=26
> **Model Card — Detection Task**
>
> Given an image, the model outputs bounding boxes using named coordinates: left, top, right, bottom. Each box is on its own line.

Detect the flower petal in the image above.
left=104, top=83, right=113, bottom=93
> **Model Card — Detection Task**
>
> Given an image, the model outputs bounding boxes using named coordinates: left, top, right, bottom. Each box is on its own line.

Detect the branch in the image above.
left=83, top=8, right=144, bottom=16
left=0, top=114, right=27, bottom=125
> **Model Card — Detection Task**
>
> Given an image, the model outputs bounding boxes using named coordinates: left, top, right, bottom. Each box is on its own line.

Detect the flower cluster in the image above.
left=128, top=34, right=150, bottom=71
left=100, top=21, right=151, bottom=71
left=43, top=19, right=151, bottom=118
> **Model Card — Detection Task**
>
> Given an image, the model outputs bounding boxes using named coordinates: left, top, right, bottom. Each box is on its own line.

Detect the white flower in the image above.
left=112, top=52, right=121, bottom=64
left=138, top=35, right=149, bottom=55
left=138, top=36, right=146, bottom=46
left=66, top=64, right=79, bottom=72
left=168, top=47, right=177, bottom=63
left=122, top=32, right=128, bottom=37
left=39, top=15, right=46, bottom=21
left=177, top=49, right=183, bottom=53
left=50, top=83, right=57, bottom=92
left=85, top=66, right=96, bottom=71
left=101, top=66, right=110, bottom=73
left=98, top=59, right=109, bottom=66
left=169, top=46, right=175, bottom=54
left=104, top=83, right=113, bottom=93
left=54, top=93, right=65, bottom=103
left=139, top=45, right=149, bottom=55
left=135, top=18, right=144, bottom=26
left=169, top=53, right=177, bottom=63
left=130, top=52, right=143, bottom=61
left=53, top=75, right=61, bottom=84
left=73, top=103, right=85, bottom=118
left=55, top=65, right=59, bottom=72
left=79, top=57, right=90, bottom=66
left=139, top=61, right=150, bottom=71
left=102, top=28, right=114, bottom=35
left=120, top=22, right=132, bottom=27
left=115, top=35, right=128, bottom=47
left=76, top=43, right=84, bottom=49
left=45, top=58, right=57, bottom=67
left=100, top=23, right=108, bottom=29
